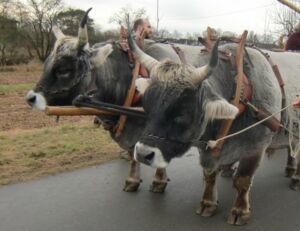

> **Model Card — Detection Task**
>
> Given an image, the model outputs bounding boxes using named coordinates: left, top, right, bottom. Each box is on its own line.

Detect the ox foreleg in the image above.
left=196, top=169, right=219, bottom=217
left=150, top=168, right=169, bottom=193
left=227, top=154, right=262, bottom=226
left=290, top=155, right=300, bottom=190
left=221, top=162, right=237, bottom=178
left=286, top=148, right=297, bottom=178
left=123, top=152, right=142, bottom=192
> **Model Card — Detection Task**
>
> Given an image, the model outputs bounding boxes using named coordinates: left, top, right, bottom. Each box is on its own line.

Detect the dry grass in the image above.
left=0, top=62, right=127, bottom=186
left=0, top=121, right=122, bottom=185
left=0, top=83, right=34, bottom=93
left=0, top=61, right=42, bottom=85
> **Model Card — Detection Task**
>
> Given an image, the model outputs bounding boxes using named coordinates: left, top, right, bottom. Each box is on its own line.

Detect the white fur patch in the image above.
left=205, top=99, right=239, bottom=121
left=135, top=78, right=151, bottom=95
left=26, top=90, right=47, bottom=111
left=134, top=142, right=168, bottom=168
left=90, top=44, right=113, bottom=67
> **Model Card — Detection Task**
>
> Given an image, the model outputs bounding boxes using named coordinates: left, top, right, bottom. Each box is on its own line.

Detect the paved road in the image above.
left=0, top=150, right=299, bottom=231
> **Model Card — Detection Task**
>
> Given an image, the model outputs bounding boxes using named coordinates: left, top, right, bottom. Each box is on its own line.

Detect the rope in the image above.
left=207, top=103, right=294, bottom=149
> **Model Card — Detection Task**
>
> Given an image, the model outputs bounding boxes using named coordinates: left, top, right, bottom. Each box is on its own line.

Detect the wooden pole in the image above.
left=277, top=0, right=300, bottom=14
left=45, top=106, right=115, bottom=116
left=45, top=106, right=144, bottom=116
left=212, top=30, right=248, bottom=157
left=114, top=31, right=146, bottom=138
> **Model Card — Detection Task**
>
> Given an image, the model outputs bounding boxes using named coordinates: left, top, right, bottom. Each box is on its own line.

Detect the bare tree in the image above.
left=157, top=28, right=171, bottom=39
left=0, top=0, right=33, bottom=65
left=16, top=0, right=64, bottom=61
left=109, top=5, right=147, bottom=30
left=247, top=31, right=260, bottom=45
left=273, top=0, right=300, bottom=36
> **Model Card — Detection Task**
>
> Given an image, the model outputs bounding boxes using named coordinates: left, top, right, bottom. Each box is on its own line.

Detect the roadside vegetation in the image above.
left=0, top=122, right=122, bottom=185
left=0, top=62, right=123, bottom=185
left=0, top=83, right=34, bottom=93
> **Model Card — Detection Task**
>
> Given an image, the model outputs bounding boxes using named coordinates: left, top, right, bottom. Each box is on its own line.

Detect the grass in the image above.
left=0, top=121, right=122, bottom=185
left=0, top=83, right=35, bottom=93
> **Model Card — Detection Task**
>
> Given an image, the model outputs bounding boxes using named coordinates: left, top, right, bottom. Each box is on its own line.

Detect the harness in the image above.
left=199, top=29, right=285, bottom=157
left=97, top=27, right=285, bottom=156
left=112, top=26, right=189, bottom=138
left=199, top=31, right=253, bottom=156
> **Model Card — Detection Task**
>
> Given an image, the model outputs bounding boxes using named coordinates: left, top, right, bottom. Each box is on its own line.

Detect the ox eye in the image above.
left=173, top=114, right=189, bottom=125
left=56, top=68, right=71, bottom=78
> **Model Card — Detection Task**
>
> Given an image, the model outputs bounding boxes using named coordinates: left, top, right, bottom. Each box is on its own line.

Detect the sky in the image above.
left=63, top=0, right=292, bottom=36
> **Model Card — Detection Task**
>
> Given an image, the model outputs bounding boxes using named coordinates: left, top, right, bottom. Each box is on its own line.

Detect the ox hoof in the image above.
left=221, top=168, right=235, bottom=178
left=149, top=181, right=168, bottom=193
left=227, top=209, right=250, bottom=226
left=285, top=167, right=296, bottom=178
left=196, top=201, right=218, bottom=217
left=290, top=177, right=300, bottom=191
left=123, top=179, right=141, bottom=192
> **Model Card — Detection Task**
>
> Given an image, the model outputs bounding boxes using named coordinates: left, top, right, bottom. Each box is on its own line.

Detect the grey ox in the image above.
left=130, top=34, right=300, bottom=225
left=26, top=9, right=210, bottom=193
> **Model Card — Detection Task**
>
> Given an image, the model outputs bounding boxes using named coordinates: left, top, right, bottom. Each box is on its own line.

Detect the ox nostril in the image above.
left=145, top=152, right=155, bottom=163
left=27, top=95, right=36, bottom=104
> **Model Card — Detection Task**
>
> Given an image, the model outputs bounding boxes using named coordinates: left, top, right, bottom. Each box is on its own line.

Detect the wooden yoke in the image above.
left=277, top=0, right=300, bottom=14
left=211, top=30, right=248, bottom=157
left=206, top=26, right=217, bottom=48
left=114, top=29, right=146, bottom=138
left=45, top=106, right=115, bottom=116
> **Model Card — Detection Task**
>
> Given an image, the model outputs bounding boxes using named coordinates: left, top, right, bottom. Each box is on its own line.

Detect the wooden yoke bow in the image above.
left=211, top=30, right=248, bottom=157
left=114, top=27, right=146, bottom=138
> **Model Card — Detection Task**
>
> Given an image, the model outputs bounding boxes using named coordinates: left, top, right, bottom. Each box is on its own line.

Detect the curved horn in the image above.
left=190, top=39, right=219, bottom=86
left=128, top=33, right=159, bottom=71
left=52, top=25, right=65, bottom=39
left=78, top=8, right=92, bottom=48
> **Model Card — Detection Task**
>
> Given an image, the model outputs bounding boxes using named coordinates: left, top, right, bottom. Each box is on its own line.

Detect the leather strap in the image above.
left=171, top=44, right=187, bottom=65
left=114, top=28, right=146, bottom=138
left=211, top=31, right=249, bottom=157
left=250, top=46, right=286, bottom=117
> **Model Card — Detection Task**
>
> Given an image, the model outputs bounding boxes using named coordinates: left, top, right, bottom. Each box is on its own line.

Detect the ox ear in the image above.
left=78, top=8, right=92, bottom=49
left=135, top=78, right=151, bottom=95
left=128, top=33, right=159, bottom=71
left=52, top=25, right=65, bottom=39
left=90, top=44, right=113, bottom=67
left=190, top=39, right=219, bottom=86
left=204, top=99, right=238, bottom=121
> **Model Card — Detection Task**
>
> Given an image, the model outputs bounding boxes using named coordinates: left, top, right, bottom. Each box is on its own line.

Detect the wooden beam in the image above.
left=277, top=0, right=300, bottom=14
left=45, top=106, right=115, bottom=116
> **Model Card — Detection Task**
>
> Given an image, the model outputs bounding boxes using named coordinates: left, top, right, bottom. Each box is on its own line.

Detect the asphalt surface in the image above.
left=0, top=149, right=299, bottom=231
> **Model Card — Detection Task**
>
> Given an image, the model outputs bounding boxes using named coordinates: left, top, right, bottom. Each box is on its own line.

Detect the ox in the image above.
left=130, top=33, right=300, bottom=225
left=26, top=9, right=213, bottom=193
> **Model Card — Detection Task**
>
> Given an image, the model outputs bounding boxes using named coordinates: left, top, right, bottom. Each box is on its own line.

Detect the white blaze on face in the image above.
left=134, top=142, right=168, bottom=168
left=26, top=90, right=47, bottom=111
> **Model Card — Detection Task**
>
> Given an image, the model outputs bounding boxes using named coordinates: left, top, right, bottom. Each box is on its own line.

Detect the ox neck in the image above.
left=93, top=44, right=133, bottom=106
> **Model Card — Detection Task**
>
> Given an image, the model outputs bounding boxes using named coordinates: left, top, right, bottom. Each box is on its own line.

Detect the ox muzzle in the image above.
left=134, top=142, right=168, bottom=168
left=25, top=90, right=47, bottom=111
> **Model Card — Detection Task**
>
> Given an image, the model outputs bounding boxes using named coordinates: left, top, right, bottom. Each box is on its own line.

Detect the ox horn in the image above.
left=190, top=39, right=220, bottom=86
left=52, top=25, right=65, bottom=39
left=78, top=8, right=92, bottom=48
left=128, top=33, right=159, bottom=71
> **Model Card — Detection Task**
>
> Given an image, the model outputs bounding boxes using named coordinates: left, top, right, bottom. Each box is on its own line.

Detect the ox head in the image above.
left=26, top=8, right=92, bottom=110
left=129, top=35, right=239, bottom=168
